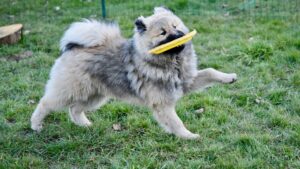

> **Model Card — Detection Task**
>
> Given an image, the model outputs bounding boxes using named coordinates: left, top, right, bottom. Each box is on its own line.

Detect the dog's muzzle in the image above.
left=156, top=31, right=185, bottom=55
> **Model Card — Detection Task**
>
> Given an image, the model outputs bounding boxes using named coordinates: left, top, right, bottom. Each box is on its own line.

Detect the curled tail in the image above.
left=60, top=19, right=123, bottom=52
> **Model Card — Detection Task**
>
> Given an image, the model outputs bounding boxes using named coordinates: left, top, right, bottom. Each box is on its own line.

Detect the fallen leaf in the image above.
left=255, top=98, right=261, bottom=104
left=248, top=37, right=254, bottom=42
left=54, top=6, right=60, bottom=11
left=24, top=30, right=30, bottom=35
left=112, top=123, right=122, bottom=131
left=222, top=4, right=228, bottom=8
left=27, top=99, right=35, bottom=104
left=195, top=108, right=205, bottom=114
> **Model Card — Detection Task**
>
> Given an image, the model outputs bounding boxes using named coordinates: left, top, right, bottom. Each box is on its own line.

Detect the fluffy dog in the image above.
left=31, top=7, right=237, bottom=139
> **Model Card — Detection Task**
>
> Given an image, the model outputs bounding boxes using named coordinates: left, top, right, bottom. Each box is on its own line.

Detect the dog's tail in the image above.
left=60, top=19, right=124, bottom=52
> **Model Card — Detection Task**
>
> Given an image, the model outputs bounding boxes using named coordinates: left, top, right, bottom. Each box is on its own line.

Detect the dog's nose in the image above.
left=176, top=30, right=185, bottom=38
left=167, top=31, right=185, bottom=42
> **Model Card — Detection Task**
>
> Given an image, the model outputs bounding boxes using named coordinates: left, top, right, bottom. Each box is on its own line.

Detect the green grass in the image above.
left=1, top=0, right=299, bottom=168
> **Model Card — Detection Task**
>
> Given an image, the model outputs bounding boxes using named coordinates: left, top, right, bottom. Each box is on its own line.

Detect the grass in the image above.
left=1, top=0, right=300, bottom=168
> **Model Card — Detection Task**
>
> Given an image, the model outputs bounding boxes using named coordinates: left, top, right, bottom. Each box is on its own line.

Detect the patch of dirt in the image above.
left=19, top=127, right=33, bottom=137
left=6, top=117, right=16, bottom=124
left=3, top=50, right=33, bottom=62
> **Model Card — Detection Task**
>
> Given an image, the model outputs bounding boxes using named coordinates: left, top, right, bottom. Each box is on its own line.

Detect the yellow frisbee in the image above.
left=149, top=30, right=197, bottom=55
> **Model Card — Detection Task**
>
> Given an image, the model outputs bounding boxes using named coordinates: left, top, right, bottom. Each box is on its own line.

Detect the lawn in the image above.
left=0, top=0, right=299, bottom=168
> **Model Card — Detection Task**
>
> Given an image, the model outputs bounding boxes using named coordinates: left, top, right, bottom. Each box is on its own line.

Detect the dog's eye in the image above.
left=173, top=25, right=176, bottom=28
left=160, top=29, right=166, bottom=35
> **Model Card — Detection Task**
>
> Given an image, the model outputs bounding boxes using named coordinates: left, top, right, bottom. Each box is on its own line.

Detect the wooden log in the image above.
left=0, top=24, right=23, bottom=45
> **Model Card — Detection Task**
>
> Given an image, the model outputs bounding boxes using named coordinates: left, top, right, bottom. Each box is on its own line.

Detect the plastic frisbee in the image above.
left=149, top=30, right=197, bottom=55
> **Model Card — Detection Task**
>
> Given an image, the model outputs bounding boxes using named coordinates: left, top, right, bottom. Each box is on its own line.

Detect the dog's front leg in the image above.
left=152, top=104, right=199, bottom=139
left=186, top=68, right=237, bottom=92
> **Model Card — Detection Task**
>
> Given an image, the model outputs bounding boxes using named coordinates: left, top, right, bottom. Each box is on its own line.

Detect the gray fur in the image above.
left=82, top=39, right=196, bottom=104
left=31, top=7, right=237, bottom=139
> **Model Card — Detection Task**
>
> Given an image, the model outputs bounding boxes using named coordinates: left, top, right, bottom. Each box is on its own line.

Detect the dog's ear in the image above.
left=135, top=16, right=147, bottom=34
left=154, top=6, right=173, bottom=14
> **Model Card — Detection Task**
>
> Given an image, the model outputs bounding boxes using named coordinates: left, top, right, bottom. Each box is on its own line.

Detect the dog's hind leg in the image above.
left=31, top=96, right=60, bottom=132
left=152, top=105, right=200, bottom=139
left=86, top=96, right=109, bottom=112
left=69, top=96, right=109, bottom=127
left=186, top=68, right=237, bottom=92
left=69, top=103, right=92, bottom=127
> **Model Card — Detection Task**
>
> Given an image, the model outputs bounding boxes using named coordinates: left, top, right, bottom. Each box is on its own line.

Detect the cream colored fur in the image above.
left=31, top=7, right=237, bottom=139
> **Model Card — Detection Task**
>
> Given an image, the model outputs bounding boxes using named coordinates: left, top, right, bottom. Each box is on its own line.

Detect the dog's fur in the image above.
left=31, top=7, right=237, bottom=139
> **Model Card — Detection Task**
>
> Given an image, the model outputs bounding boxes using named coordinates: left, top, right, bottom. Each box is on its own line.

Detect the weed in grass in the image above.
left=246, top=42, right=273, bottom=60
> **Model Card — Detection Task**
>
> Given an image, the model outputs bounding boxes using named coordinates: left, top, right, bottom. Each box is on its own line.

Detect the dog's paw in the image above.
left=177, top=132, right=200, bottom=140
left=31, top=123, right=43, bottom=132
left=221, top=73, right=237, bottom=84
left=80, top=120, right=92, bottom=127
left=69, top=111, right=93, bottom=127
left=185, top=133, right=200, bottom=139
left=72, top=119, right=92, bottom=127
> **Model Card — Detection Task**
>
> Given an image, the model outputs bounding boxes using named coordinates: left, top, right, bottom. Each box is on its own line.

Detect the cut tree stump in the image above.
left=0, top=24, right=23, bottom=45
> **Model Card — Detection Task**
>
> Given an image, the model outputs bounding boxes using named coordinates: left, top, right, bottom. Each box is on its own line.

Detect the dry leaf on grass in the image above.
left=112, top=123, right=122, bottom=131
left=195, top=108, right=205, bottom=114
left=27, top=99, right=35, bottom=105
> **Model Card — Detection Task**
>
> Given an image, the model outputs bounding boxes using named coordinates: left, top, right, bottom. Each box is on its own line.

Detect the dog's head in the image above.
left=133, top=7, right=189, bottom=56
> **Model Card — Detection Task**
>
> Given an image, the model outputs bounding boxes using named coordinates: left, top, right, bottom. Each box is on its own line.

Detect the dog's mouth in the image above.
left=154, top=31, right=185, bottom=55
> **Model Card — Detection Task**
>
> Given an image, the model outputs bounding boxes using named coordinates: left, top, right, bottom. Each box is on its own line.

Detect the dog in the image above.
left=31, top=7, right=237, bottom=139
